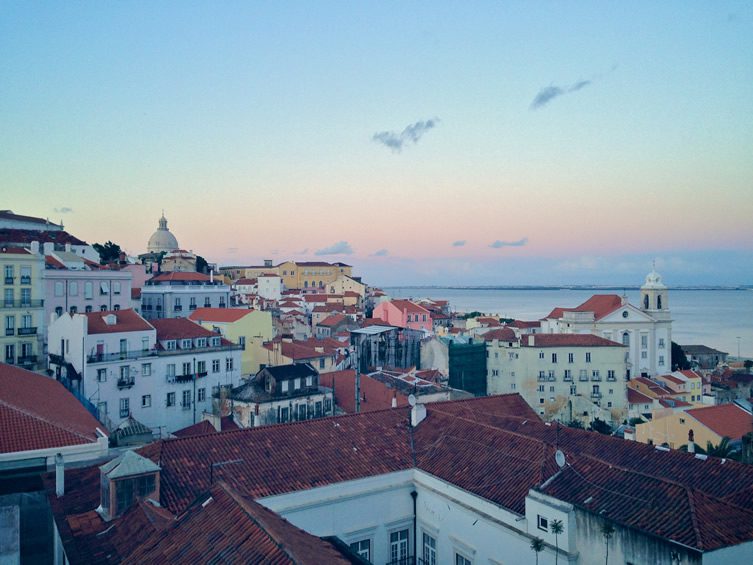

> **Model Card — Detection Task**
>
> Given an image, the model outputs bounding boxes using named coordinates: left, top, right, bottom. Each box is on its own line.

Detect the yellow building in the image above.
left=278, top=261, right=352, bottom=291
left=635, top=403, right=753, bottom=450
left=1, top=246, right=45, bottom=372
left=328, top=274, right=366, bottom=297
left=188, top=307, right=273, bottom=376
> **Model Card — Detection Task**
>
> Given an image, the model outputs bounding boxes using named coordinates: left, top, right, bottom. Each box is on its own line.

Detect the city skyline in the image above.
left=2, top=2, right=752, bottom=286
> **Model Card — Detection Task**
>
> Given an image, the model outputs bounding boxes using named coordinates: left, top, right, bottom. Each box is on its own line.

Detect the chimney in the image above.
left=528, top=335, right=535, bottom=347
left=391, top=391, right=397, bottom=408
left=30, top=241, right=40, bottom=255
left=43, top=242, right=54, bottom=255
left=688, top=429, right=695, bottom=454
left=210, top=269, right=214, bottom=283
left=411, top=403, right=427, bottom=427
left=65, top=243, right=72, bottom=252
left=55, top=453, right=65, bottom=497
left=202, top=412, right=222, bottom=432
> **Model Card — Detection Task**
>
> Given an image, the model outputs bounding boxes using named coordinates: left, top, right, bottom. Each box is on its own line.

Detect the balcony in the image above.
left=87, top=349, right=157, bottom=363
left=1, top=299, right=44, bottom=309
left=563, top=375, right=573, bottom=382
left=17, top=327, right=37, bottom=336
left=591, top=375, right=602, bottom=382
left=4, top=277, right=14, bottom=285
left=173, top=373, right=194, bottom=383
left=591, top=392, right=602, bottom=400
left=5, top=328, right=13, bottom=336
left=547, top=375, right=556, bottom=382
left=189, top=304, right=197, bottom=310
left=537, top=375, right=546, bottom=382
left=579, top=375, right=589, bottom=382
left=20, top=276, right=31, bottom=285
left=607, top=375, right=616, bottom=382
left=197, top=371, right=208, bottom=378
left=174, top=305, right=183, bottom=312
left=117, top=377, right=135, bottom=389
left=17, top=355, right=38, bottom=365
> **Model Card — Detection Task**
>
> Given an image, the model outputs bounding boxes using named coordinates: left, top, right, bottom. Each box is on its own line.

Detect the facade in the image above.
left=226, top=363, right=334, bottom=427
left=188, top=306, right=274, bottom=377
left=487, top=333, right=629, bottom=425
left=140, top=271, right=230, bottom=320
left=277, top=260, right=353, bottom=291
left=257, top=273, right=282, bottom=301
left=47, top=310, right=242, bottom=435
left=541, top=270, right=672, bottom=377
left=373, top=299, right=433, bottom=332
left=49, top=395, right=753, bottom=565
left=160, top=249, right=196, bottom=272
left=146, top=213, right=179, bottom=254
left=1, top=246, right=45, bottom=371
left=351, top=325, right=423, bottom=372
left=682, top=344, right=729, bottom=369
left=262, top=338, right=347, bottom=373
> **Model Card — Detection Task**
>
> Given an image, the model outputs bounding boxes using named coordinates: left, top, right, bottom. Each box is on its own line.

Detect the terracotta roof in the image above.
left=686, top=404, right=753, bottom=440
left=318, top=314, right=347, bottom=328
left=0, top=210, right=62, bottom=226
left=389, top=299, right=431, bottom=315
left=344, top=291, right=361, bottom=297
left=151, top=318, right=216, bottom=341
left=659, top=373, right=686, bottom=385
left=545, top=294, right=624, bottom=321
left=280, top=341, right=334, bottom=360
left=482, top=328, right=517, bottom=342
left=84, top=309, right=153, bottom=335
left=130, top=288, right=141, bottom=299
left=0, top=227, right=86, bottom=246
left=45, top=254, right=66, bottom=268
left=172, top=416, right=240, bottom=438
left=476, top=317, right=501, bottom=327
left=658, top=398, right=692, bottom=408
left=148, top=272, right=210, bottom=283
left=235, top=278, right=257, bottom=285
left=631, top=377, right=675, bottom=397
left=0, top=363, right=105, bottom=454
left=320, top=370, right=409, bottom=414
left=188, top=307, right=254, bottom=324
left=627, top=388, right=653, bottom=405
left=0, top=246, right=31, bottom=255
left=523, top=334, right=624, bottom=347
left=304, top=295, right=329, bottom=303
left=360, top=318, right=393, bottom=328
left=509, top=320, right=541, bottom=329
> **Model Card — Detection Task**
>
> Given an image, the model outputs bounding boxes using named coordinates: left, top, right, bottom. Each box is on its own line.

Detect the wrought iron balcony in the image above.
left=4, top=277, right=14, bottom=284
left=18, top=355, right=38, bottom=365
left=189, top=304, right=197, bottom=310
left=20, top=276, right=31, bottom=285
left=591, top=392, right=602, bottom=399
left=5, top=328, right=13, bottom=336
left=87, top=350, right=157, bottom=363
left=17, top=327, right=37, bottom=336
left=174, top=305, right=183, bottom=311
left=591, top=375, right=602, bottom=382
left=117, top=377, right=135, bottom=389
left=197, top=371, right=208, bottom=378
left=173, top=373, right=194, bottom=383
left=607, top=375, right=616, bottom=382
left=1, top=299, right=44, bottom=308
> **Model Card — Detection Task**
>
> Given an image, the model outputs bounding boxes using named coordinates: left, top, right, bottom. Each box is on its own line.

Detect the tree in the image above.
left=196, top=255, right=209, bottom=274
left=589, top=418, right=613, bottom=435
left=566, top=419, right=585, bottom=429
left=551, top=519, right=564, bottom=565
left=671, top=342, right=691, bottom=371
left=705, top=437, right=734, bottom=458
left=601, top=522, right=615, bottom=565
left=745, top=359, right=753, bottom=372
left=530, top=537, right=544, bottom=565
left=93, top=241, right=122, bottom=264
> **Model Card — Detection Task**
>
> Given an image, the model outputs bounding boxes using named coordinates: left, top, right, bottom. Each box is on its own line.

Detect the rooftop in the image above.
left=188, top=307, right=255, bottom=324
left=151, top=318, right=217, bottom=341
left=84, top=309, right=153, bottom=335
left=686, top=404, right=753, bottom=440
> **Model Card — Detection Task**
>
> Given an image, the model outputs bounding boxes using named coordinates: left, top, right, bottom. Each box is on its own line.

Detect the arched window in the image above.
left=622, top=332, right=630, bottom=346
left=644, top=295, right=649, bottom=309
left=319, top=281, right=324, bottom=288
left=304, top=281, right=308, bottom=288
left=657, top=295, right=662, bottom=310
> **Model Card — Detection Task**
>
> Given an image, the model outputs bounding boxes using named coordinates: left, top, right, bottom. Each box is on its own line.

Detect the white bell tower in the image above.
left=640, top=263, right=670, bottom=321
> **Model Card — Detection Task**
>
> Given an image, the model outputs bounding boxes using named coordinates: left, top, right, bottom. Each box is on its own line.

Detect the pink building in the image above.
left=372, top=299, right=433, bottom=332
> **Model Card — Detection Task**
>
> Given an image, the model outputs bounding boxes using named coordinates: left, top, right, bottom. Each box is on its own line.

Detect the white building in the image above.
left=140, top=271, right=230, bottom=321
left=50, top=395, right=753, bottom=564
left=486, top=332, right=629, bottom=426
left=47, top=309, right=242, bottom=436
left=257, top=272, right=282, bottom=301
left=541, top=269, right=672, bottom=377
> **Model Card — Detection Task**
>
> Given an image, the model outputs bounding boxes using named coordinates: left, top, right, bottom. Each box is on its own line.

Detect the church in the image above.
left=541, top=270, right=672, bottom=377
left=139, top=213, right=195, bottom=272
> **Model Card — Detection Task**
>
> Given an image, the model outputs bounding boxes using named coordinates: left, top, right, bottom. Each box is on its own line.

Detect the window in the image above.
left=85, top=305, right=92, bottom=313
left=585, top=352, right=592, bottom=363
left=165, top=340, right=176, bottom=350
left=100, top=305, right=107, bottom=312
left=549, top=386, right=555, bottom=392
left=564, top=369, right=572, bottom=380
left=548, top=370, right=555, bottom=379
left=537, top=514, right=549, bottom=531
left=641, top=351, right=647, bottom=359
left=141, top=363, right=151, bottom=376
left=120, top=365, right=130, bottom=380
left=181, top=339, right=192, bottom=349
left=5, top=344, right=15, bottom=363
left=280, top=407, right=289, bottom=422
left=539, top=351, right=545, bottom=359
left=390, top=529, right=409, bottom=564
left=142, top=395, right=151, bottom=408
left=69, top=281, right=78, bottom=296
left=4, top=265, right=13, bottom=281
left=4, top=315, right=14, bottom=336
left=538, top=371, right=545, bottom=379
left=456, top=554, right=472, bottom=565
left=54, top=282, right=64, bottom=297
left=97, top=369, right=107, bottom=383
left=349, top=539, right=370, bottom=561
left=166, top=392, right=176, bottom=407
left=166, top=364, right=176, bottom=377
left=190, top=297, right=197, bottom=309
left=212, top=359, right=220, bottom=373
left=423, top=533, right=437, bottom=565
left=282, top=381, right=290, bottom=393
left=196, top=337, right=207, bottom=348
left=4, top=288, right=13, bottom=307
left=182, top=362, right=191, bottom=376
left=608, top=370, right=615, bottom=379
left=113, top=282, right=121, bottom=295
left=319, top=358, right=325, bottom=369
left=55, top=306, right=64, bottom=316
left=197, top=360, right=206, bottom=374
left=142, top=337, right=149, bottom=351
left=204, top=297, right=211, bottom=307
left=538, top=385, right=545, bottom=392
left=552, top=353, right=558, bottom=363
left=100, top=282, right=109, bottom=295
left=84, top=282, right=93, bottom=299
left=641, top=335, right=648, bottom=349
left=659, top=355, right=665, bottom=366
left=294, top=378, right=301, bottom=390
left=226, top=358, right=234, bottom=371
left=568, top=352, right=574, bottom=363
left=570, top=385, right=577, bottom=394
left=182, top=390, right=191, bottom=408
left=97, top=401, right=107, bottom=417
left=20, top=288, right=30, bottom=306
left=592, top=370, right=600, bottom=378
left=622, top=332, right=630, bottom=346
left=198, top=388, right=206, bottom=402
left=298, top=404, right=307, bottom=420
left=211, top=336, right=221, bottom=346
left=510, top=383, right=516, bottom=390
left=305, top=375, right=313, bottom=386
left=119, top=398, right=129, bottom=418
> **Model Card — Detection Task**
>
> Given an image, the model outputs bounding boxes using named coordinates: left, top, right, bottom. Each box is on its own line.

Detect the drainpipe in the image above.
left=411, top=490, right=418, bottom=562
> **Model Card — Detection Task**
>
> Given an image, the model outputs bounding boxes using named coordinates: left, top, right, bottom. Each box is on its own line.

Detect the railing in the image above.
left=87, top=350, right=155, bottom=363
left=385, top=557, right=416, bottom=565
left=591, top=375, right=602, bottom=382
left=174, top=305, right=183, bottom=311
left=117, top=377, right=135, bottom=389
left=537, top=375, right=546, bottom=382
left=547, top=375, right=556, bottom=382
left=189, top=304, right=197, bottom=310
left=197, top=371, right=208, bottom=378
left=591, top=392, right=602, bottom=399
left=20, top=276, right=31, bottom=285
left=17, top=355, right=38, bottom=365
left=579, top=375, right=589, bottom=381
left=607, top=375, right=616, bottom=382
left=5, top=328, right=13, bottom=336
left=563, top=375, right=573, bottom=382
left=17, top=327, right=37, bottom=336
left=4, top=277, right=14, bottom=284
left=1, top=299, right=44, bottom=308
left=172, top=374, right=194, bottom=383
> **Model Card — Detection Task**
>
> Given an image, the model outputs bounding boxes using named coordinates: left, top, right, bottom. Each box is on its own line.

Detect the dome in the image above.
left=642, top=269, right=666, bottom=290
left=147, top=213, right=179, bottom=254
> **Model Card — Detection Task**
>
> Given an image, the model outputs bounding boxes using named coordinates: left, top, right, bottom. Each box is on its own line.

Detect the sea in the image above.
left=385, top=287, right=753, bottom=359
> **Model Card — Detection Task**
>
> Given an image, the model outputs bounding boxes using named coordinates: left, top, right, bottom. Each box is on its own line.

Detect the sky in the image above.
left=2, top=2, right=752, bottom=286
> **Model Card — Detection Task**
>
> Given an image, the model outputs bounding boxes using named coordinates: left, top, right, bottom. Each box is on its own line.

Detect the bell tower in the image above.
left=640, top=263, right=670, bottom=321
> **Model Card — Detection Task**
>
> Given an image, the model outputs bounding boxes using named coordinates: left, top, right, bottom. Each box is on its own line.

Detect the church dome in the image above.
left=147, top=213, right=179, bottom=254
left=642, top=268, right=666, bottom=290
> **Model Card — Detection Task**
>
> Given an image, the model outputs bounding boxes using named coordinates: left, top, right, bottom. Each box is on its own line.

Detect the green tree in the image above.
left=196, top=255, right=209, bottom=274
left=671, top=342, right=691, bottom=370
left=551, top=519, right=564, bottom=565
left=601, top=522, right=615, bottom=565
left=93, top=241, right=122, bottom=264
left=744, top=359, right=753, bottom=372
left=706, top=437, right=734, bottom=458
left=530, top=537, right=544, bottom=565
left=566, top=419, right=585, bottom=429
left=589, top=418, right=613, bottom=435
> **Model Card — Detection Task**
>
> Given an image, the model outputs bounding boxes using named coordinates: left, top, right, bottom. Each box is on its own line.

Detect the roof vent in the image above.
left=694, top=454, right=708, bottom=460
left=103, top=314, right=117, bottom=326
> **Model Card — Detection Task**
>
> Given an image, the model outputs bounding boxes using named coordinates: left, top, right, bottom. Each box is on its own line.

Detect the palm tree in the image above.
left=551, top=519, right=564, bottom=565
left=530, top=537, right=544, bottom=565
left=601, top=522, right=615, bottom=565
left=706, top=437, right=733, bottom=458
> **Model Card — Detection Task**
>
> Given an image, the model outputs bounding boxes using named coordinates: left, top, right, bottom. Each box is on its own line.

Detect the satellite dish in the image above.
left=408, top=394, right=417, bottom=407
left=555, top=450, right=566, bottom=468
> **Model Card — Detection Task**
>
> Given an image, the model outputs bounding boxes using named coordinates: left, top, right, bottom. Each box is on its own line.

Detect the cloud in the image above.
left=54, top=207, right=74, bottom=214
left=372, top=118, right=439, bottom=153
left=315, top=241, right=354, bottom=255
left=452, top=240, right=466, bottom=247
left=568, top=80, right=591, bottom=92
left=489, top=237, right=528, bottom=248
left=371, top=249, right=389, bottom=257
left=530, top=65, right=616, bottom=110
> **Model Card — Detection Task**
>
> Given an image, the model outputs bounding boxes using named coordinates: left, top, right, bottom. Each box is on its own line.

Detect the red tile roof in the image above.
left=523, top=334, right=624, bottom=347
left=172, top=416, right=240, bottom=438
left=148, top=272, right=210, bottom=283
left=476, top=317, right=501, bottom=327
left=545, top=294, right=624, bottom=321
left=482, top=328, right=517, bottom=342
left=686, top=404, right=753, bottom=440
left=304, top=295, right=329, bottom=303
left=130, top=288, right=141, bottom=299
left=0, top=246, right=31, bottom=255
left=84, top=309, right=153, bottom=334
left=0, top=363, right=105, bottom=454
left=188, top=307, right=255, bottom=324
left=658, top=398, right=692, bottom=408
left=320, top=370, right=409, bottom=413
left=45, top=254, right=66, bottom=269
left=318, top=314, right=347, bottom=328
left=235, top=277, right=257, bottom=285
left=509, top=320, right=541, bottom=329
left=0, top=227, right=86, bottom=246
left=390, top=299, right=431, bottom=315
left=627, top=388, right=653, bottom=404
left=151, top=318, right=215, bottom=341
